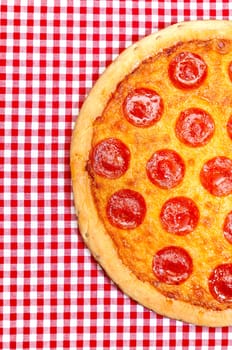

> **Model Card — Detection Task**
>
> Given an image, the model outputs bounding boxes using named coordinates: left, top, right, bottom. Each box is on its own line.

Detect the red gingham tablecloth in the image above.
left=1, top=1, right=232, bottom=349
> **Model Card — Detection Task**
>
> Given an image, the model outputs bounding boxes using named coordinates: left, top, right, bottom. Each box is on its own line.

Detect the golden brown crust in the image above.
left=71, top=20, right=232, bottom=326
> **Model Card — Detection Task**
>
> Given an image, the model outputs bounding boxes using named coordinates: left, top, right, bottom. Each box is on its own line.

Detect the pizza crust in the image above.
left=71, top=20, right=232, bottom=326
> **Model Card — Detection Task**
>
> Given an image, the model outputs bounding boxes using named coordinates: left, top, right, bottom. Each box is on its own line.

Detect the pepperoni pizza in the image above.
left=71, top=20, right=232, bottom=326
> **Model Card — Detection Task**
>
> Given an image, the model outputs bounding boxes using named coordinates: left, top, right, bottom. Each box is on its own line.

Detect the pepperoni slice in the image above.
left=152, top=246, right=193, bottom=285
left=175, top=108, right=215, bottom=147
left=226, top=115, right=232, bottom=139
left=200, top=156, right=232, bottom=197
left=208, top=264, right=232, bottom=303
left=168, top=52, right=207, bottom=89
left=160, top=196, right=199, bottom=235
left=223, top=212, right=232, bottom=244
left=228, top=61, right=232, bottom=81
left=146, top=149, right=185, bottom=189
left=123, top=88, right=164, bottom=127
left=106, top=189, right=146, bottom=229
left=90, top=138, right=130, bottom=179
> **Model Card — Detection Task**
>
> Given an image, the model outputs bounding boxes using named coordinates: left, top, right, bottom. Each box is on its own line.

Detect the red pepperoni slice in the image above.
left=146, top=149, right=185, bottom=189
left=175, top=108, right=215, bottom=147
left=208, top=264, right=232, bottom=303
left=200, top=156, right=232, bottom=197
left=90, top=138, right=130, bottom=179
left=226, top=115, right=232, bottom=139
left=223, top=211, right=232, bottom=244
left=106, top=189, right=146, bottom=229
left=152, top=246, right=193, bottom=285
left=123, top=88, right=164, bottom=127
left=168, top=52, right=207, bottom=89
left=160, top=196, right=199, bottom=235
left=228, top=61, right=232, bottom=81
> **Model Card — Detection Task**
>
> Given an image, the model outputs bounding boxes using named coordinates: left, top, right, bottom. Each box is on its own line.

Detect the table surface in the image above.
left=2, top=1, right=232, bottom=349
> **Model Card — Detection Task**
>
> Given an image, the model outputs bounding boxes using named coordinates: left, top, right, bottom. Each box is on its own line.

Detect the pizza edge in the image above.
left=71, top=20, right=232, bottom=327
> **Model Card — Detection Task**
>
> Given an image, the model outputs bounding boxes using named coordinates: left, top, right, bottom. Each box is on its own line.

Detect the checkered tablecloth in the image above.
left=2, top=1, right=232, bottom=349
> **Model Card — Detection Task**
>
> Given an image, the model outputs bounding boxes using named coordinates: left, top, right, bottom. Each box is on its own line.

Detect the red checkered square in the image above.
left=1, top=1, right=232, bottom=349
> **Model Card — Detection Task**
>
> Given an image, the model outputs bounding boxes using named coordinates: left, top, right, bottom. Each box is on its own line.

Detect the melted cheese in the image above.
left=90, top=39, right=232, bottom=310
